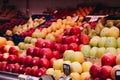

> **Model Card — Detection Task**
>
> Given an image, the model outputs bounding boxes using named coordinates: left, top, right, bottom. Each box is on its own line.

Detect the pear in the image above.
left=105, top=20, right=114, bottom=27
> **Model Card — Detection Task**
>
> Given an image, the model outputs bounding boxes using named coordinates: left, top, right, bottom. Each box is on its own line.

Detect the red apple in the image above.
left=64, top=27, right=71, bottom=35
left=90, top=64, right=101, bottom=79
left=42, top=40, right=54, bottom=50
left=55, top=34, right=63, bottom=43
left=0, top=61, right=7, bottom=71
left=33, top=47, right=40, bottom=56
left=69, top=27, right=81, bottom=35
left=31, top=66, right=39, bottom=76
left=68, top=43, right=79, bottom=51
left=31, top=57, right=39, bottom=67
left=0, top=46, right=5, bottom=53
left=39, top=48, right=53, bottom=59
left=61, top=44, right=69, bottom=53
left=49, top=57, right=57, bottom=68
left=52, top=51, right=60, bottom=59
left=67, top=36, right=78, bottom=44
left=26, top=47, right=34, bottom=56
left=101, top=53, right=116, bottom=66
left=35, top=38, right=44, bottom=48
left=19, top=65, right=25, bottom=74
left=8, top=46, right=20, bottom=56
left=94, top=77, right=101, bottom=80
left=53, top=43, right=62, bottom=52
left=18, top=56, right=26, bottom=65
left=62, top=36, right=69, bottom=44
left=7, top=55, right=18, bottom=63
left=24, top=55, right=32, bottom=67
left=100, top=66, right=112, bottom=79
left=39, top=58, right=49, bottom=68
left=37, top=67, right=47, bottom=77
left=25, top=67, right=32, bottom=75
left=79, top=34, right=90, bottom=45
left=12, top=63, right=20, bottom=73
left=6, top=64, right=14, bottom=72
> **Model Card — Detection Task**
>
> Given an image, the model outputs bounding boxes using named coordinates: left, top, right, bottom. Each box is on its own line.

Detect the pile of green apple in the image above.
left=81, top=26, right=120, bottom=58
left=46, top=50, right=93, bottom=80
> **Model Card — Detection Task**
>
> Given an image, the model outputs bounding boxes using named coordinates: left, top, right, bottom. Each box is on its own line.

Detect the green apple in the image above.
left=105, top=47, right=116, bottom=55
left=89, top=47, right=98, bottom=58
left=24, top=43, right=33, bottom=50
left=100, top=27, right=109, bottom=37
left=30, top=38, right=37, bottom=45
left=116, top=48, right=120, bottom=54
left=45, top=34, right=56, bottom=42
left=18, top=42, right=25, bottom=50
left=81, top=45, right=91, bottom=57
left=96, top=47, right=106, bottom=58
left=104, top=37, right=117, bottom=48
left=98, top=37, right=107, bottom=47
left=117, top=38, right=120, bottom=48
left=107, top=26, right=119, bottom=38
left=63, top=50, right=75, bottom=61
left=90, top=36, right=100, bottom=47
left=71, top=51, right=84, bottom=63
left=24, top=37, right=32, bottom=43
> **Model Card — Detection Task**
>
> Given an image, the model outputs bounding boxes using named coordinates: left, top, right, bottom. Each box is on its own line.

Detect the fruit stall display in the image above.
left=0, top=4, right=120, bottom=80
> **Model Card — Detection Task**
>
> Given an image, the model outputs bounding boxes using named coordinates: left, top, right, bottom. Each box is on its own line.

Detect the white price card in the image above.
left=18, top=74, right=39, bottom=80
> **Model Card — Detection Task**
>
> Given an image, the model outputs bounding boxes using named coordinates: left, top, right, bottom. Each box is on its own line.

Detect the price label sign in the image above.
left=63, top=64, right=71, bottom=76
left=72, top=16, right=79, bottom=22
left=39, top=74, right=55, bottom=80
left=18, top=74, right=39, bottom=80
left=89, top=16, right=99, bottom=22
left=115, top=70, right=120, bottom=80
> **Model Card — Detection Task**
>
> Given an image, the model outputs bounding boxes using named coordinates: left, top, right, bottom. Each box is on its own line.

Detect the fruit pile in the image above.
left=46, top=50, right=92, bottom=80
left=90, top=53, right=120, bottom=80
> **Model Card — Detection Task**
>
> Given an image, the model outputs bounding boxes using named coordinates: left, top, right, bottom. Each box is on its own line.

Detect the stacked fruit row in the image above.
left=46, top=50, right=92, bottom=80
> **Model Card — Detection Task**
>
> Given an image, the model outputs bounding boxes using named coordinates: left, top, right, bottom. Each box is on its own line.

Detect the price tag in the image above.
left=89, top=16, right=99, bottom=22
left=115, top=70, right=120, bottom=80
left=60, top=76, right=72, bottom=80
left=72, top=16, right=79, bottom=22
left=18, top=74, right=39, bottom=80
left=39, top=74, right=55, bottom=80
left=63, top=64, right=71, bottom=76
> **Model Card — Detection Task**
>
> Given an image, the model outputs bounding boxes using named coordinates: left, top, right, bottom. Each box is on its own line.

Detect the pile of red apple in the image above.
left=90, top=53, right=120, bottom=80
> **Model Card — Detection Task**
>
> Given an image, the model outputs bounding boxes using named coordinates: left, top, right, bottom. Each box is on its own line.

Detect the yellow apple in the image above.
left=53, top=59, right=63, bottom=70
left=82, top=61, right=92, bottom=72
left=80, top=72, right=91, bottom=80
left=46, top=68, right=55, bottom=75
left=70, top=72, right=81, bottom=80
left=71, top=62, right=82, bottom=73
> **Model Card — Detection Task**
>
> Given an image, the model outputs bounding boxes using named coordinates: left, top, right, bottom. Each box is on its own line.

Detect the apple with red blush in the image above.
left=6, top=64, right=14, bottom=72
left=35, top=38, right=44, bottom=48
left=90, top=64, right=101, bottom=79
left=67, top=36, right=78, bottom=44
left=12, top=63, right=20, bottom=73
left=39, top=48, right=53, bottom=59
left=39, top=58, right=49, bottom=68
left=25, top=67, right=32, bottom=75
left=31, top=57, right=39, bottom=67
left=37, top=67, right=47, bottom=77
left=49, top=57, right=57, bottom=68
left=79, top=34, right=90, bottom=45
left=53, top=43, right=62, bottom=52
left=33, top=47, right=40, bottom=56
left=0, top=61, right=7, bottom=71
left=26, top=47, right=34, bottom=56
left=2, top=52, right=9, bottom=61
left=100, top=65, right=112, bottom=79
left=24, top=55, right=32, bottom=67
left=52, top=51, right=60, bottom=59
left=61, top=44, right=69, bottom=53
left=31, top=66, right=39, bottom=76
left=19, top=65, right=25, bottom=74
left=101, top=53, right=116, bottom=66
left=8, top=46, right=20, bottom=56
left=69, top=27, right=81, bottom=35
left=42, top=40, right=54, bottom=50
left=7, top=55, right=18, bottom=63
left=68, top=43, right=79, bottom=51
left=62, top=36, right=69, bottom=44
left=18, top=56, right=26, bottom=65
left=64, top=27, right=71, bottom=35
